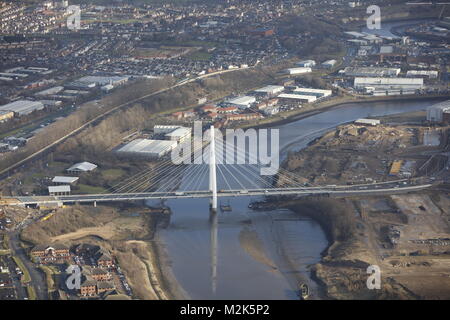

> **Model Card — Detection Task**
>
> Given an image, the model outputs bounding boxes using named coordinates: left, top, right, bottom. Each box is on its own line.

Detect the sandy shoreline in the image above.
left=146, top=233, right=191, bottom=300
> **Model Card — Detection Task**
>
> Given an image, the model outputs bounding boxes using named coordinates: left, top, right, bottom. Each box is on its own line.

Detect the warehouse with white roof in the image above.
left=342, top=67, right=400, bottom=77
left=226, top=96, right=256, bottom=109
left=278, top=93, right=317, bottom=103
left=0, top=100, right=45, bottom=115
left=117, top=139, right=178, bottom=158
left=296, top=60, right=316, bottom=68
left=293, top=87, right=332, bottom=98
left=254, top=85, right=285, bottom=95
left=48, top=185, right=71, bottom=196
left=354, top=77, right=424, bottom=91
left=66, top=161, right=97, bottom=174
left=52, top=176, right=79, bottom=185
left=285, top=67, right=312, bottom=75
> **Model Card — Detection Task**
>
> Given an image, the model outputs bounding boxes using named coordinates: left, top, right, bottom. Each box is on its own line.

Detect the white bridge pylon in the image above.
left=209, top=125, right=218, bottom=211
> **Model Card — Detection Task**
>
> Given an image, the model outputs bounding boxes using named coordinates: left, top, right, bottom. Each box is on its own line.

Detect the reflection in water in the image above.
left=210, top=210, right=218, bottom=295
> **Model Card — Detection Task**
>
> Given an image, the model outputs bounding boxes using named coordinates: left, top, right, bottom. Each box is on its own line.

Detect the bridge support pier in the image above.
left=209, top=125, right=218, bottom=212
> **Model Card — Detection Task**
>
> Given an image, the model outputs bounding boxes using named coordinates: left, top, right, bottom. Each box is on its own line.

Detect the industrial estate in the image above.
left=0, top=0, right=449, bottom=305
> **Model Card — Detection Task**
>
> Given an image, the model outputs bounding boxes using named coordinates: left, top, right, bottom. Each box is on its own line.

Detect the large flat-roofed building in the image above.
left=76, top=76, right=129, bottom=87
left=406, top=70, right=438, bottom=79
left=342, top=67, right=400, bottom=77
left=322, top=60, right=337, bottom=68
left=117, top=139, right=178, bottom=158
left=427, top=100, right=450, bottom=123
left=285, top=67, right=312, bottom=75
left=354, top=118, right=380, bottom=126
left=164, top=127, right=191, bottom=142
left=66, top=161, right=97, bottom=174
left=48, top=185, right=71, bottom=196
left=52, top=176, right=79, bottom=185
left=153, top=125, right=191, bottom=142
left=0, top=100, right=44, bottom=115
left=254, top=85, right=284, bottom=96
left=293, top=87, right=332, bottom=98
left=154, top=125, right=183, bottom=135
left=278, top=93, right=317, bottom=103
left=226, top=96, right=256, bottom=109
left=296, top=60, right=316, bottom=68
left=35, top=86, right=64, bottom=97
left=66, top=76, right=129, bottom=90
left=354, top=77, right=424, bottom=91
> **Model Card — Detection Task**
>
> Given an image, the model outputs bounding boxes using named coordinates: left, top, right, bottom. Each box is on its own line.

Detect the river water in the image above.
left=147, top=98, right=443, bottom=300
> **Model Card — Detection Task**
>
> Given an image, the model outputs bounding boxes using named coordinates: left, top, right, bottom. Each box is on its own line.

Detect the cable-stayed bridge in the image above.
left=1, top=126, right=433, bottom=208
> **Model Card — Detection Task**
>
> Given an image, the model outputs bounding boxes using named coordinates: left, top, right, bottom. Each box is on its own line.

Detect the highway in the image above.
left=3, top=183, right=433, bottom=206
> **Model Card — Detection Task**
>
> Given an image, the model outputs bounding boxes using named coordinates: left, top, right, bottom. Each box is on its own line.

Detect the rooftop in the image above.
left=52, top=176, right=79, bottom=184
left=48, top=185, right=71, bottom=193
left=67, top=161, right=97, bottom=172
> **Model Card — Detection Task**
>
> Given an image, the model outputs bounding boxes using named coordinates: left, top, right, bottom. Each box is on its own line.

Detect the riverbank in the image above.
left=146, top=235, right=190, bottom=300
left=242, top=94, right=449, bottom=130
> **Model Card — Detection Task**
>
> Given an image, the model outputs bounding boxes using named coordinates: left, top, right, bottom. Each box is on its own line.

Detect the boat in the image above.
left=298, top=283, right=309, bottom=300
left=220, top=201, right=232, bottom=212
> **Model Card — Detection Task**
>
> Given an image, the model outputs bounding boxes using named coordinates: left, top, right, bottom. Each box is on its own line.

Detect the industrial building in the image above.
left=293, top=87, right=332, bottom=98
left=76, top=76, right=129, bottom=87
left=278, top=93, right=317, bottom=103
left=153, top=125, right=191, bottom=142
left=322, top=60, right=337, bottom=68
left=296, top=60, right=316, bottom=68
left=354, top=77, right=424, bottom=91
left=65, top=76, right=129, bottom=90
left=285, top=67, right=312, bottom=75
left=342, top=67, right=400, bottom=77
left=165, top=127, right=191, bottom=142
left=254, top=85, right=285, bottom=96
left=66, top=162, right=98, bottom=174
left=116, top=139, right=178, bottom=158
left=406, top=70, right=438, bottom=79
left=52, top=176, right=79, bottom=185
left=0, top=100, right=45, bottom=115
left=426, top=100, right=450, bottom=123
left=48, top=185, right=71, bottom=196
left=35, top=86, right=64, bottom=97
left=354, top=118, right=380, bottom=126
left=226, top=96, right=256, bottom=109
left=154, top=125, right=183, bottom=135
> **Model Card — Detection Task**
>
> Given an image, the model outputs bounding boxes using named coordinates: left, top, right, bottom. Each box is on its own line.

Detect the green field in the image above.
left=101, top=168, right=126, bottom=181
left=77, top=184, right=107, bottom=194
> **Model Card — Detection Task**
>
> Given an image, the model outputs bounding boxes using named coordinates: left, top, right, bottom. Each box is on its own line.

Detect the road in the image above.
left=7, top=231, right=48, bottom=300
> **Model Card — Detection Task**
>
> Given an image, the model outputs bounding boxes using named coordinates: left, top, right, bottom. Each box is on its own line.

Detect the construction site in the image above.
left=281, top=114, right=450, bottom=187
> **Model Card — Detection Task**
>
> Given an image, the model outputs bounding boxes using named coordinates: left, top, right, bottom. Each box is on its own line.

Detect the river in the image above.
left=147, top=98, right=444, bottom=300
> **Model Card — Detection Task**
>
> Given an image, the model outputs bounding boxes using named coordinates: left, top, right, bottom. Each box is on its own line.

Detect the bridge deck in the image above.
left=1, top=184, right=433, bottom=206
